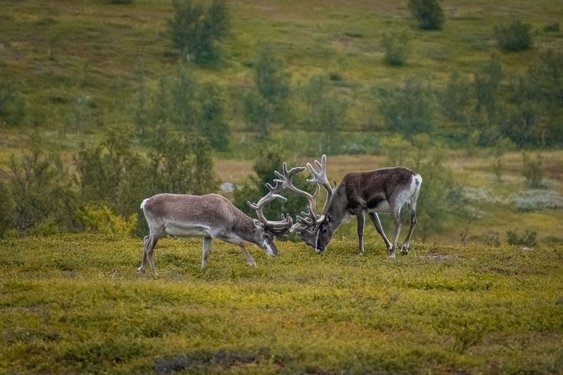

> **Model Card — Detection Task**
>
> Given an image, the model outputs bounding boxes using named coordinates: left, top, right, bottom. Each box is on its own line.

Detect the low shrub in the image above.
left=494, top=21, right=533, bottom=51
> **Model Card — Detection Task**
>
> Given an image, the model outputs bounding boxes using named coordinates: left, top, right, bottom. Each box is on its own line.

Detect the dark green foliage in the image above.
left=521, top=153, right=543, bottom=189
left=171, top=68, right=198, bottom=133
left=408, top=0, right=445, bottom=30
left=440, top=71, right=472, bottom=124
left=8, top=147, right=78, bottom=234
left=244, top=44, right=292, bottom=139
left=302, top=75, right=348, bottom=154
left=197, top=82, right=230, bottom=151
left=471, top=56, right=503, bottom=146
left=139, top=68, right=229, bottom=150
left=75, top=127, right=147, bottom=217
left=147, top=126, right=216, bottom=196
left=506, top=229, right=537, bottom=247
left=378, top=78, right=436, bottom=137
left=0, top=81, right=26, bottom=126
left=381, top=30, right=410, bottom=66
left=0, top=181, right=15, bottom=237
left=508, top=50, right=563, bottom=146
left=494, top=21, right=533, bottom=51
left=168, top=0, right=230, bottom=65
left=146, top=124, right=199, bottom=195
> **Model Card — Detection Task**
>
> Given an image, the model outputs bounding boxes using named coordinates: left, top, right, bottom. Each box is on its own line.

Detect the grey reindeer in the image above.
left=285, top=155, right=422, bottom=257
left=138, top=183, right=293, bottom=275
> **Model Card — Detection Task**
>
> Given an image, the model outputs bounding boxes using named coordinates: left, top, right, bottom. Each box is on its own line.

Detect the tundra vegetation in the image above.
left=0, top=0, right=562, bottom=373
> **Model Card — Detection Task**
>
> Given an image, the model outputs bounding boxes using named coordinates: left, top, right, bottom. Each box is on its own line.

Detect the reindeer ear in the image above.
left=253, top=219, right=265, bottom=230
left=325, top=213, right=332, bottom=223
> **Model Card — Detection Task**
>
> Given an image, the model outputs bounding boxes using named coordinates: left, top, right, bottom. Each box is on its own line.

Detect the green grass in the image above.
left=1, top=234, right=561, bottom=374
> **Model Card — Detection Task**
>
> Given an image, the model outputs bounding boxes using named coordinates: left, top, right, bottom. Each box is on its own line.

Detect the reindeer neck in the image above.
left=325, top=186, right=349, bottom=228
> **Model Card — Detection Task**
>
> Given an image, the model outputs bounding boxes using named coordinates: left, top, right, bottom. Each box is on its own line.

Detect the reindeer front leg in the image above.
left=389, top=207, right=403, bottom=258
left=239, top=244, right=256, bottom=266
left=356, top=212, right=366, bottom=255
left=368, top=212, right=393, bottom=254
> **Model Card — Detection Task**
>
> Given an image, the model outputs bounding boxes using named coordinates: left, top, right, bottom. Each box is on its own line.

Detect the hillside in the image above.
left=1, top=0, right=561, bottom=139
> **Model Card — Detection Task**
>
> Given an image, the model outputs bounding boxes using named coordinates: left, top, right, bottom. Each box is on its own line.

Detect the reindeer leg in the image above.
left=400, top=205, right=417, bottom=255
left=356, top=212, right=366, bottom=255
left=140, top=234, right=159, bottom=276
left=239, top=244, right=256, bottom=267
left=201, top=237, right=212, bottom=269
left=138, top=235, right=150, bottom=274
left=368, top=212, right=393, bottom=253
left=389, top=206, right=403, bottom=258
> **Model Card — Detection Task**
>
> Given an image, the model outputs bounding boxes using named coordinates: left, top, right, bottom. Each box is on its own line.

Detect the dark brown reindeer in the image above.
left=138, top=182, right=293, bottom=275
left=289, top=155, right=422, bottom=257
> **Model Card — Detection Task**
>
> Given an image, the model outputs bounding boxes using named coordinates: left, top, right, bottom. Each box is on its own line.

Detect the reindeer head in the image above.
left=272, top=155, right=334, bottom=253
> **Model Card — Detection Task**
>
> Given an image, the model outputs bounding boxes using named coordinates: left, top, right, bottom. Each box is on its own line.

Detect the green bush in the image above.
left=521, top=153, right=544, bottom=189
left=494, top=21, right=533, bottom=51
left=506, top=229, right=537, bottom=247
left=381, top=30, right=410, bottom=66
left=408, top=0, right=445, bottom=30
left=8, top=148, right=78, bottom=234
left=0, top=81, right=26, bottom=126
left=77, top=205, right=138, bottom=236
left=378, top=78, right=436, bottom=137
left=168, top=0, right=230, bottom=65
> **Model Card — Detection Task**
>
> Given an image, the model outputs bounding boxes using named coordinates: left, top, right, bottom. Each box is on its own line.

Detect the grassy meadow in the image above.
left=1, top=235, right=562, bottom=374
left=1, top=0, right=563, bottom=373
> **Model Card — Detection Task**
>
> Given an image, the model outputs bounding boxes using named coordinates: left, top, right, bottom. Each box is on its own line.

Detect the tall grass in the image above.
left=1, top=234, right=561, bottom=373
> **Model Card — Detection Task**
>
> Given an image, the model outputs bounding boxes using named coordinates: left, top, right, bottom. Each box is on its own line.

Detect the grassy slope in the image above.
left=1, top=0, right=561, bottom=133
left=1, top=235, right=562, bottom=374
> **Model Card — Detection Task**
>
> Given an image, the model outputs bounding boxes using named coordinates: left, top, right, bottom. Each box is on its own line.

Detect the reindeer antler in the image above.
left=306, top=154, right=334, bottom=216
left=247, top=179, right=293, bottom=238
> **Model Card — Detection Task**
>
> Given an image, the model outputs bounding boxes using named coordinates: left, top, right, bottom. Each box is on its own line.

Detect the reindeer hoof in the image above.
left=400, top=244, right=409, bottom=255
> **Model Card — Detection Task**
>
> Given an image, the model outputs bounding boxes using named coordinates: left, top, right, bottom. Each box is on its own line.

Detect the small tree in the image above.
left=0, top=81, right=26, bottom=126
left=378, top=78, right=436, bottom=138
left=244, top=43, right=291, bottom=138
left=522, top=153, right=544, bottom=189
left=171, top=67, right=198, bottom=133
left=302, top=75, right=348, bottom=154
left=196, top=82, right=230, bottom=151
left=494, top=21, right=533, bottom=51
left=9, top=147, right=78, bottom=234
left=75, top=127, right=148, bottom=217
left=440, top=71, right=472, bottom=124
left=472, top=55, right=503, bottom=146
left=408, top=0, right=445, bottom=31
left=168, top=0, right=230, bottom=65
left=381, top=30, right=410, bottom=66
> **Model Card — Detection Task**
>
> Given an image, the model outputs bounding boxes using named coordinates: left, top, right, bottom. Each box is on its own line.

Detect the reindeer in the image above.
left=286, top=155, right=422, bottom=257
left=138, top=183, right=293, bottom=275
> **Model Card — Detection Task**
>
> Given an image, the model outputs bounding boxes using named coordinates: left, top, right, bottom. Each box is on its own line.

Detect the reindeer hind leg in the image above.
left=201, top=237, right=212, bottom=269
left=368, top=212, right=393, bottom=254
left=140, top=234, right=159, bottom=276
left=400, top=203, right=417, bottom=255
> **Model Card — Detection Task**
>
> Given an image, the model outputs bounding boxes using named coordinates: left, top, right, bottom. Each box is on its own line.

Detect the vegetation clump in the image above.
left=494, top=20, right=533, bottom=51
left=408, top=0, right=445, bottom=30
